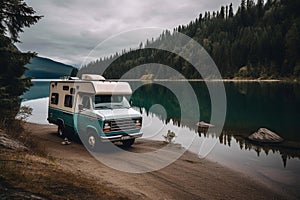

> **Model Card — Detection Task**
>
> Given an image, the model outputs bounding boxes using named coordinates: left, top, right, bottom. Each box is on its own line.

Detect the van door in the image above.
left=74, top=93, right=98, bottom=135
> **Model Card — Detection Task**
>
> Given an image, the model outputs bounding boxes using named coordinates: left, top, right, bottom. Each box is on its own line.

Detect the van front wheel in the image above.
left=86, top=131, right=99, bottom=151
left=122, top=138, right=135, bottom=147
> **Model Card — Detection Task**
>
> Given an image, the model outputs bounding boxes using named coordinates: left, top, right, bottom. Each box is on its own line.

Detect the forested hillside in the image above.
left=79, top=0, right=300, bottom=79
left=25, top=57, right=77, bottom=79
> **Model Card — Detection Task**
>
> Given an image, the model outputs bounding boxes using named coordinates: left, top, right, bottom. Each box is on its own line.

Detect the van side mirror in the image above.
left=78, top=104, right=83, bottom=111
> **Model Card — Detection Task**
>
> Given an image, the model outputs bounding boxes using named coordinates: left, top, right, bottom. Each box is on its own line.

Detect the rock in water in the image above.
left=248, top=128, right=284, bottom=143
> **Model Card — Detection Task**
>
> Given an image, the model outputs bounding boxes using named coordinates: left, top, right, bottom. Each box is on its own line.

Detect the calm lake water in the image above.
left=22, top=80, right=300, bottom=198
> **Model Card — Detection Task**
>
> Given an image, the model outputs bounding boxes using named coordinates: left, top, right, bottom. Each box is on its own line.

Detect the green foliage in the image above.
left=294, top=63, right=300, bottom=76
left=71, top=67, right=79, bottom=77
left=80, top=0, right=300, bottom=80
left=0, top=0, right=42, bottom=129
left=0, top=0, right=42, bottom=42
left=16, top=105, right=32, bottom=121
left=163, top=130, right=176, bottom=143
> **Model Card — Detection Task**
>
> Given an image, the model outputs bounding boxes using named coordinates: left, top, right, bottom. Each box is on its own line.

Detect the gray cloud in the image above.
left=17, top=0, right=240, bottom=66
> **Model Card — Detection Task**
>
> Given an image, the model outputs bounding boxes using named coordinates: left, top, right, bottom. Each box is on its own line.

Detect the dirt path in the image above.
left=26, top=123, right=286, bottom=200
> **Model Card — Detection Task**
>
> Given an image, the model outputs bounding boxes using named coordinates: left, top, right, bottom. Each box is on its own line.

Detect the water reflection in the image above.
left=131, top=81, right=300, bottom=168
left=195, top=123, right=300, bottom=168
left=225, top=82, right=300, bottom=141
left=132, top=81, right=300, bottom=140
left=221, top=132, right=300, bottom=168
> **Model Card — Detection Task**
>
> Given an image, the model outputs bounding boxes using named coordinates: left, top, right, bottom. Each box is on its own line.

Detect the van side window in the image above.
left=51, top=93, right=59, bottom=105
left=63, top=86, right=69, bottom=91
left=82, top=96, right=91, bottom=109
left=70, top=88, right=75, bottom=94
left=64, top=95, right=73, bottom=108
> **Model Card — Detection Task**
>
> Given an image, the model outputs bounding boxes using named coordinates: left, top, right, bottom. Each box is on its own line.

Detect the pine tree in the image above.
left=284, top=21, right=300, bottom=75
left=225, top=5, right=228, bottom=19
left=246, top=0, right=255, bottom=10
left=229, top=3, right=234, bottom=18
left=241, top=0, right=246, bottom=12
left=257, top=0, right=264, bottom=17
left=0, top=0, right=42, bottom=128
left=220, top=6, right=225, bottom=19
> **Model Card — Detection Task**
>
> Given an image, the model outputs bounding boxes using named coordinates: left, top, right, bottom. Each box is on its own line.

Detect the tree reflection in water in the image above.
left=197, top=127, right=300, bottom=168
left=130, top=81, right=300, bottom=168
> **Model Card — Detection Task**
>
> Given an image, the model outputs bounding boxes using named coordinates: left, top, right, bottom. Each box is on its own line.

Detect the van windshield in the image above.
left=94, top=95, right=130, bottom=109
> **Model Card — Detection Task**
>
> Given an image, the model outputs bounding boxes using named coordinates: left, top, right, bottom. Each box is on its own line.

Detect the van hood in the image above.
left=95, top=108, right=141, bottom=120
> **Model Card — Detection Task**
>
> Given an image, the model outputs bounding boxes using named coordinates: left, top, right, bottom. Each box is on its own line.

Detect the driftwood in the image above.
left=248, top=128, right=284, bottom=143
left=196, top=121, right=214, bottom=128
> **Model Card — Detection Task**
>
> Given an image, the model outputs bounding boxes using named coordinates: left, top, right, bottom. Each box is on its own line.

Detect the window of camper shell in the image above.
left=70, top=88, right=75, bottom=94
left=94, top=95, right=130, bottom=109
left=64, top=95, right=73, bottom=108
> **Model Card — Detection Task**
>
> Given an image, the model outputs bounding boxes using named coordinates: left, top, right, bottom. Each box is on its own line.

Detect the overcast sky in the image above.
left=17, top=0, right=240, bottom=67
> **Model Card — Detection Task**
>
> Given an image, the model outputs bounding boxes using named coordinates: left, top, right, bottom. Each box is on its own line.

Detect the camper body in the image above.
left=47, top=74, right=143, bottom=148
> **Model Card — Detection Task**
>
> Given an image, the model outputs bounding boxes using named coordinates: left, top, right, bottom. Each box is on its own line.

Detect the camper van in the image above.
left=47, top=74, right=143, bottom=149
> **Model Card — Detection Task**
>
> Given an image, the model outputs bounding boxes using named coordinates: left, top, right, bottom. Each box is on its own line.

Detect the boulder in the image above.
left=248, top=128, right=284, bottom=143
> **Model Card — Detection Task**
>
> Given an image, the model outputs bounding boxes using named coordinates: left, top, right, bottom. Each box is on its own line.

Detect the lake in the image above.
left=22, top=80, right=300, bottom=198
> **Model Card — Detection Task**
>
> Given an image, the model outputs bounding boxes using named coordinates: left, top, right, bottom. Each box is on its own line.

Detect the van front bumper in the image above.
left=100, top=132, right=143, bottom=142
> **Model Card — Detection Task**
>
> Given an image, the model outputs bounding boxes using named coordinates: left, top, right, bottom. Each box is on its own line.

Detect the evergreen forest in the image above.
left=79, top=0, right=300, bottom=80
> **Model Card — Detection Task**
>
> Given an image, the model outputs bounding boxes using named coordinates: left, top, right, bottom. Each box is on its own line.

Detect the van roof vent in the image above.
left=82, top=74, right=106, bottom=81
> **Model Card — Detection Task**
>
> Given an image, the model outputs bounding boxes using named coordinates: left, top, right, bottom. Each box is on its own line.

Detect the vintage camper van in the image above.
left=47, top=74, right=143, bottom=149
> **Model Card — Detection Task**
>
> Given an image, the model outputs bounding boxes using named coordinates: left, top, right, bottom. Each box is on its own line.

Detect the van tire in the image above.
left=57, top=125, right=65, bottom=138
left=86, top=130, right=99, bottom=152
left=122, top=138, right=135, bottom=147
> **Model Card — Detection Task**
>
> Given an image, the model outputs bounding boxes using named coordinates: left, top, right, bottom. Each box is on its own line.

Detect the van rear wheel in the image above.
left=122, top=138, right=135, bottom=147
left=57, top=125, right=65, bottom=138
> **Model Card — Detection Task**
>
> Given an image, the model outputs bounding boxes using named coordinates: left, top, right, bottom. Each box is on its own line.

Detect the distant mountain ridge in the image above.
left=25, top=57, right=77, bottom=79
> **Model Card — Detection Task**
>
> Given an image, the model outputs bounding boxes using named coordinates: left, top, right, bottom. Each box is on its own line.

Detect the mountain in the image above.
left=25, top=57, right=77, bottom=79
left=79, top=0, right=300, bottom=80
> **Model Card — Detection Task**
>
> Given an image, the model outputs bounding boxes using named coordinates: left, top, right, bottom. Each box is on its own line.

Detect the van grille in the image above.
left=108, top=118, right=141, bottom=132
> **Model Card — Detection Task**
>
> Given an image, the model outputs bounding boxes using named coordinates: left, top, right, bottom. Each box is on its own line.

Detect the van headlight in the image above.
left=135, top=119, right=141, bottom=128
left=103, top=122, right=111, bottom=132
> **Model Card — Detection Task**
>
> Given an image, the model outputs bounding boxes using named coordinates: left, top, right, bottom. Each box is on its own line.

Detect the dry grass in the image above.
left=0, top=128, right=128, bottom=200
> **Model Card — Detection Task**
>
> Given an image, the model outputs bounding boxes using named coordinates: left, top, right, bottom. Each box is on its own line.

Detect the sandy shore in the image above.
left=25, top=123, right=287, bottom=200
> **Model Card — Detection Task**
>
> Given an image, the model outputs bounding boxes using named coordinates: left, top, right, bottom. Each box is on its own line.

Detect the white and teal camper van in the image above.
left=47, top=74, right=143, bottom=148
